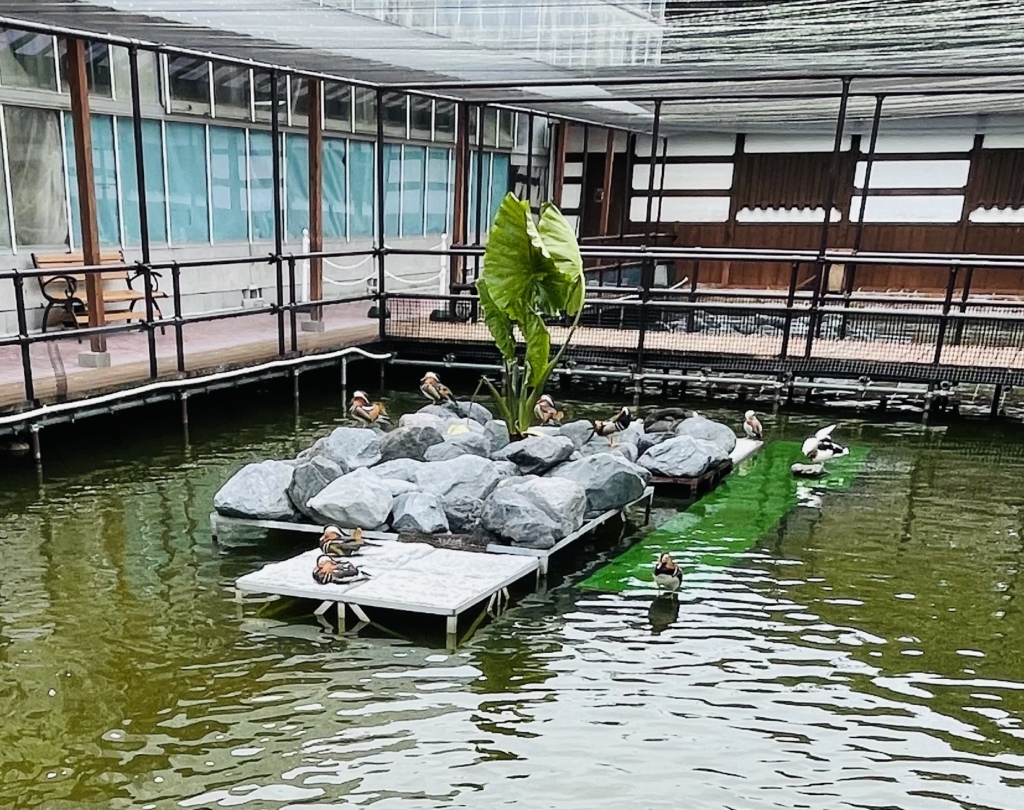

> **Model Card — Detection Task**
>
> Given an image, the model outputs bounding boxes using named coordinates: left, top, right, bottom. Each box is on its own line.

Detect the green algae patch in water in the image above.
left=580, top=441, right=869, bottom=593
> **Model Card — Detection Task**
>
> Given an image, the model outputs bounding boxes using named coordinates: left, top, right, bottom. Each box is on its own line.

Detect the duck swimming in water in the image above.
left=349, top=391, right=391, bottom=426
left=801, top=424, right=849, bottom=463
left=312, top=554, right=360, bottom=585
left=590, top=406, right=632, bottom=444
left=534, top=394, right=564, bottom=427
left=743, top=410, right=763, bottom=440
left=654, top=552, right=683, bottom=592
left=318, top=526, right=372, bottom=557
left=420, top=371, right=456, bottom=404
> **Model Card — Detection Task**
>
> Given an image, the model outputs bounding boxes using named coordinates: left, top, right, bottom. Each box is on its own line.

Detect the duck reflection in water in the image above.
left=648, top=593, right=680, bottom=635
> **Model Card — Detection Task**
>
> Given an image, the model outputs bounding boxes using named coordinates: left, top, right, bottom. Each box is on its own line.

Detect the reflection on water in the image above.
left=2, top=393, right=1024, bottom=809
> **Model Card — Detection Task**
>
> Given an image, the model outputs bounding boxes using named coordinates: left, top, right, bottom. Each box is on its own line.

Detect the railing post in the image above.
left=13, top=270, right=35, bottom=404
left=780, top=261, right=800, bottom=359
left=686, top=260, right=699, bottom=333
left=270, top=69, right=286, bottom=358
left=171, top=261, right=185, bottom=373
left=288, top=255, right=298, bottom=354
left=933, top=266, right=959, bottom=364
left=952, top=266, right=973, bottom=345
left=375, top=88, right=387, bottom=340
left=525, top=113, right=535, bottom=205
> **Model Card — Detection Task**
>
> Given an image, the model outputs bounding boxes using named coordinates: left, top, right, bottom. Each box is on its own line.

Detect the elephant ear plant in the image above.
left=475, top=193, right=585, bottom=439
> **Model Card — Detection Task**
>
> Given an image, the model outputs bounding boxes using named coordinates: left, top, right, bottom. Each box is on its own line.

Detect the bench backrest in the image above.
left=32, top=251, right=129, bottom=285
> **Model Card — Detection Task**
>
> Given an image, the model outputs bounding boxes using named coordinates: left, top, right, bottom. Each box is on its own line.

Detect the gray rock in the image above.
left=378, top=477, right=420, bottom=497
left=439, top=418, right=485, bottom=438
left=579, top=439, right=636, bottom=463
left=214, top=460, right=297, bottom=520
left=618, top=420, right=646, bottom=447
left=378, top=424, right=445, bottom=463
left=418, top=404, right=461, bottom=421
left=425, top=432, right=491, bottom=461
left=391, top=492, right=449, bottom=533
left=791, top=462, right=827, bottom=479
left=638, top=435, right=728, bottom=478
left=309, top=427, right=381, bottom=469
left=495, top=434, right=575, bottom=475
left=559, top=419, right=595, bottom=450
left=483, top=420, right=511, bottom=454
left=480, top=488, right=564, bottom=549
left=491, top=475, right=587, bottom=541
left=443, top=400, right=493, bottom=425
left=616, top=442, right=639, bottom=463
left=492, top=460, right=521, bottom=479
left=638, top=431, right=674, bottom=455
left=644, top=408, right=699, bottom=434
left=545, top=454, right=648, bottom=514
left=440, top=495, right=484, bottom=533
left=287, top=456, right=344, bottom=520
left=675, top=416, right=737, bottom=455
left=370, top=458, right=426, bottom=483
left=306, top=469, right=394, bottom=529
left=416, top=455, right=502, bottom=501
left=398, top=412, right=452, bottom=432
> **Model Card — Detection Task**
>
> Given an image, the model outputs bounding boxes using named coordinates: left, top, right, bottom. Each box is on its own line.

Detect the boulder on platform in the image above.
left=370, top=458, right=426, bottom=483
left=417, top=404, right=461, bottom=422
left=378, top=477, right=420, bottom=497
left=306, top=469, right=394, bottom=529
left=215, top=460, right=297, bottom=520
left=483, top=475, right=586, bottom=547
left=443, top=400, right=493, bottom=425
left=559, top=419, right=595, bottom=450
left=644, top=407, right=700, bottom=434
left=675, top=416, right=737, bottom=455
left=440, top=494, right=484, bottom=533
left=417, top=455, right=502, bottom=502
left=492, top=460, right=521, bottom=479
left=547, top=454, right=649, bottom=514
left=378, top=424, right=445, bottom=463
left=580, top=439, right=639, bottom=464
left=398, top=412, right=452, bottom=432
left=425, top=432, right=491, bottom=462
left=637, top=431, right=674, bottom=456
left=391, top=492, right=449, bottom=533
left=484, top=420, right=511, bottom=454
left=287, top=456, right=344, bottom=520
left=638, top=435, right=728, bottom=478
left=495, top=434, right=575, bottom=475
left=307, top=427, right=381, bottom=469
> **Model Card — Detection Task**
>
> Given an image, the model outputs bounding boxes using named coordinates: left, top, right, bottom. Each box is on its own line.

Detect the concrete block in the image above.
left=78, top=351, right=111, bottom=369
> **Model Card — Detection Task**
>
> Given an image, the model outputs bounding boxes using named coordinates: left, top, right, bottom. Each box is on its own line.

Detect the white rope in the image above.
left=319, top=236, right=449, bottom=290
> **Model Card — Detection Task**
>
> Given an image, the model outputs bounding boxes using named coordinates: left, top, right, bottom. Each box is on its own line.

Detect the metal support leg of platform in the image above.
left=446, top=615, right=458, bottom=651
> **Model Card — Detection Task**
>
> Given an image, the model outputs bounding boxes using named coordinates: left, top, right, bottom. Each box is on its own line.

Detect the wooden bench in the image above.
left=33, top=251, right=166, bottom=332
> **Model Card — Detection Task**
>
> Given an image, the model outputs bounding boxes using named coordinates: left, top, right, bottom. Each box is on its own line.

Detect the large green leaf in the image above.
left=476, top=277, right=516, bottom=363
left=519, top=308, right=551, bottom=388
left=537, top=202, right=585, bottom=315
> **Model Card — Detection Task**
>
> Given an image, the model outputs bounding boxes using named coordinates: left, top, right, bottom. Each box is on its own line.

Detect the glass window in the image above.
left=468, top=152, right=491, bottom=240
left=425, top=148, right=449, bottom=235
left=499, top=111, right=515, bottom=149
left=116, top=117, right=167, bottom=245
left=253, top=71, right=287, bottom=124
left=348, top=140, right=374, bottom=237
left=489, top=154, right=510, bottom=223
left=212, top=64, right=250, bottom=120
left=323, top=138, right=346, bottom=239
left=291, top=76, right=310, bottom=127
left=482, top=107, right=498, bottom=148
left=402, top=146, right=425, bottom=237
left=209, top=126, right=248, bottom=242
left=410, top=96, right=432, bottom=140
left=285, top=133, right=308, bottom=241
left=469, top=106, right=480, bottom=146
left=383, top=143, right=401, bottom=237
left=164, top=121, right=209, bottom=243
left=58, top=40, right=112, bottom=99
left=110, top=47, right=160, bottom=105
left=168, top=55, right=210, bottom=115
left=249, top=130, right=276, bottom=241
left=4, top=106, right=67, bottom=246
left=353, top=88, right=376, bottom=134
left=0, top=29, right=57, bottom=91
left=0, top=129, right=8, bottom=247
left=65, top=113, right=120, bottom=247
left=382, top=92, right=407, bottom=138
left=434, top=101, right=455, bottom=143
left=324, top=81, right=351, bottom=132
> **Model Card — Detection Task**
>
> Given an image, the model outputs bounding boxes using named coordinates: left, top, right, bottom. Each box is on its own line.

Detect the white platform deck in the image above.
left=731, top=438, right=763, bottom=465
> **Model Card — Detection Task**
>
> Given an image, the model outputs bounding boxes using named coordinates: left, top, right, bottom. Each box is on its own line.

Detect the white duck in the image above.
left=801, top=424, right=849, bottom=463
left=742, top=410, right=763, bottom=440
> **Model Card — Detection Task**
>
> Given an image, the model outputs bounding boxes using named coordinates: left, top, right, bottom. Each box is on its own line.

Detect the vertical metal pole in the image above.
left=655, top=136, right=668, bottom=233
left=451, top=102, right=468, bottom=290
left=13, top=271, right=35, bottom=403
left=933, top=266, right=958, bottom=364
left=619, top=133, right=635, bottom=240
left=375, top=88, right=387, bottom=340
left=308, top=78, right=324, bottom=323
left=553, top=121, right=567, bottom=207
left=805, top=78, right=851, bottom=359
left=171, top=262, right=184, bottom=372
left=270, top=70, right=286, bottom=357
left=129, top=46, right=158, bottom=380
left=525, top=113, right=534, bottom=204
left=473, top=104, right=485, bottom=281
left=953, top=266, right=974, bottom=345
left=780, top=261, right=800, bottom=358
left=180, top=392, right=190, bottom=447
left=578, top=124, right=589, bottom=235
left=288, top=255, right=298, bottom=353
left=599, top=128, right=615, bottom=236
left=686, top=260, right=699, bottom=333
left=636, top=102, right=662, bottom=373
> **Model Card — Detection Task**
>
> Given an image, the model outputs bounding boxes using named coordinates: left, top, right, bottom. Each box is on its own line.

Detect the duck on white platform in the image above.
left=742, top=410, right=763, bottom=440
left=653, top=552, right=683, bottom=592
left=801, top=424, right=849, bottom=463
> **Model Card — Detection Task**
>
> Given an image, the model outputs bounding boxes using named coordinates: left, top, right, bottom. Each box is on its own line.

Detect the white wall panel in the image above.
left=560, top=183, right=581, bottom=209
left=563, top=161, right=583, bottom=178
left=632, top=162, right=733, bottom=191
left=982, top=133, right=1024, bottom=149
left=854, top=159, right=970, bottom=189
left=849, top=194, right=964, bottom=223
left=636, top=133, right=735, bottom=157
left=630, top=195, right=730, bottom=223
left=867, top=133, right=974, bottom=153
left=744, top=133, right=852, bottom=153
left=736, top=207, right=841, bottom=223
left=969, top=206, right=1024, bottom=223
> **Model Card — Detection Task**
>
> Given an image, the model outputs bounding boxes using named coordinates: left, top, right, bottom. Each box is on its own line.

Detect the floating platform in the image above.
left=220, top=487, right=654, bottom=648
left=648, top=438, right=763, bottom=498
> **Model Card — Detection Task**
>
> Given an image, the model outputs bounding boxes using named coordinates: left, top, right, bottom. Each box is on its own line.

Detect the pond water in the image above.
left=2, top=390, right=1024, bottom=809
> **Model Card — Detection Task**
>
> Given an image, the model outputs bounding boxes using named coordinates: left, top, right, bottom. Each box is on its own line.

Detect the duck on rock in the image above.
left=534, top=394, right=564, bottom=427
left=350, top=391, right=391, bottom=426
left=654, top=552, right=683, bottom=592
left=590, top=406, right=632, bottom=445
left=420, top=371, right=456, bottom=404
left=802, top=424, right=849, bottom=463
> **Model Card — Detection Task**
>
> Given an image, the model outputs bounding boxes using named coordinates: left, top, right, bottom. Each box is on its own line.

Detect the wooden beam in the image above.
left=553, top=122, right=567, bottom=207
left=66, top=37, right=106, bottom=352
left=598, top=130, right=615, bottom=236
left=451, top=102, right=469, bottom=287
left=308, top=78, right=323, bottom=321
